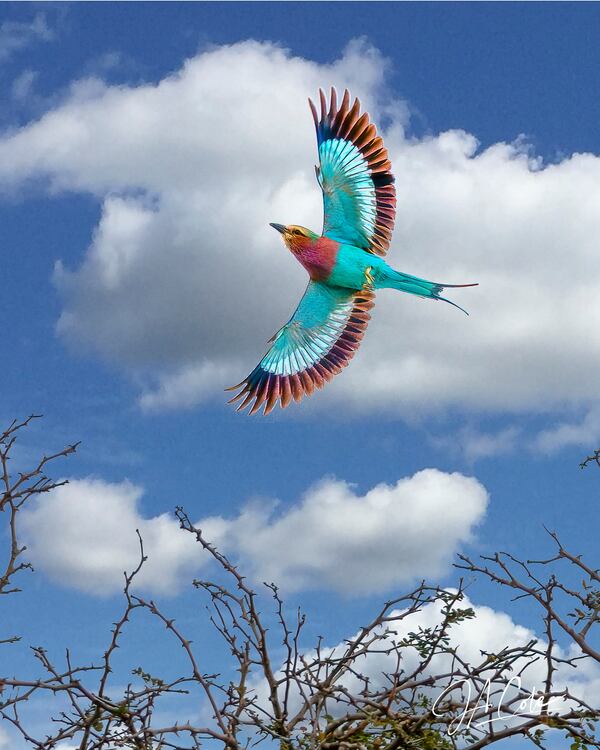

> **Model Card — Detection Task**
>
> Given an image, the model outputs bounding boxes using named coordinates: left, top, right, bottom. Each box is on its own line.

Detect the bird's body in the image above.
left=290, top=233, right=450, bottom=301
left=324, top=242, right=376, bottom=290
left=228, top=88, right=476, bottom=414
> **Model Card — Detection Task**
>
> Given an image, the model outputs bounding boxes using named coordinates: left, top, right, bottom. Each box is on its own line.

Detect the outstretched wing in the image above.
left=227, top=281, right=375, bottom=415
left=309, top=88, right=396, bottom=256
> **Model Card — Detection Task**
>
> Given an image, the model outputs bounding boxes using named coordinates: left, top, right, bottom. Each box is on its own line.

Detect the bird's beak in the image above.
left=269, top=222, right=287, bottom=235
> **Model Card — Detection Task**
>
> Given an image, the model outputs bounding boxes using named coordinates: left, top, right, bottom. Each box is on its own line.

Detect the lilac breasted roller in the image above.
left=228, top=88, right=476, bottom=415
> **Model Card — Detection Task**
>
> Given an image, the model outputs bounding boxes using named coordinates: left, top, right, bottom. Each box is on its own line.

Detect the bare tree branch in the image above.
left=2, top=417, right=600, bottom=749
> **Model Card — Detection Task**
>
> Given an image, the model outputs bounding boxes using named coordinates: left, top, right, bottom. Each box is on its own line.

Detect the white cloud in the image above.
left=138, top=360, right=236, bottom=412
left=399, top=595, right=600, bottom=708
left=15, top=39, right=390, bottom=382
left=266, top=593, right=600, bottom=728
left=1, top=39, right=600, bottom=423
left=315, top=595, right=538, bottom=702
left=534, top=405, right=600, bottom=453
left=0, top=14, right=53, bottom=63
left=11, top=69, right=38, bottom=101
left=20, top=478, right=206, bottom=596
left=212, top=469, right=488, bottom=594
left=341, top=133, right=600, bottom=417
left=432, top=424, right=522, bottom=462
left=20, top=469, right=487, bottom=596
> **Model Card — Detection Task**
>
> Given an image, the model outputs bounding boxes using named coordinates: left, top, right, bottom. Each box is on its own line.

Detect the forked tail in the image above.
left=383, top=269, right=478, bottom=315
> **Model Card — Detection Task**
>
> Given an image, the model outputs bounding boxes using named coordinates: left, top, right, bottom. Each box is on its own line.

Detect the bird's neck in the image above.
left=290, top=236, right=339, bottom=281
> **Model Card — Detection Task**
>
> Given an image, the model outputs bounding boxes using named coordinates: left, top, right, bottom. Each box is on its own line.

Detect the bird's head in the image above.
left=270, top=223, right=318, bottom=251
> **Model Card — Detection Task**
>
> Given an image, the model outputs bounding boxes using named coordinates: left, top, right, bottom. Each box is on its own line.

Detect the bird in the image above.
left=227, top=88, right=476, bottom=415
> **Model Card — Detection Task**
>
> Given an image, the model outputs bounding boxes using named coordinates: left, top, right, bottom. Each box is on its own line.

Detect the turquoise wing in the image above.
left=228, top=281, right=375, bottom=415
left=309, top=88, right=396, bottom=256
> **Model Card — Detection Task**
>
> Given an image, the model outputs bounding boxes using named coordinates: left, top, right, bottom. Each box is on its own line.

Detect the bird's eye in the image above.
left=293, top=229, right=302, bottom=236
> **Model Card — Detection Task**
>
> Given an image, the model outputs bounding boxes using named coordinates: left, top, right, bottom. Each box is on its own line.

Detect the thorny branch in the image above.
left=0, top=414, right=78, bottom=601
left=1, top=416, right=600, bottom=749
left=580, top=449, right=600, bottom=470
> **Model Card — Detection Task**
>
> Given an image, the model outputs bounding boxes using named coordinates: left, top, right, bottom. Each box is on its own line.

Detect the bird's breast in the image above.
left=293, top=237, right=339, bottom=281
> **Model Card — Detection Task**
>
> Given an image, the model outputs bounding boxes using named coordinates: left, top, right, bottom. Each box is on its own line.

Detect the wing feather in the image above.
left=227, top=281, right=375, bottom=415
left=310, top=87, right=397, bottom=256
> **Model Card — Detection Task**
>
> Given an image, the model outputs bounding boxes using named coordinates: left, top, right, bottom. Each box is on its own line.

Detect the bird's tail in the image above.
left=382, top=269, right=478, bottom=315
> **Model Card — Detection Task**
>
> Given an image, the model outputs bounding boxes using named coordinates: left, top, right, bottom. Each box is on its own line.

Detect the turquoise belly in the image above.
left=326, top=245, right=384, bottom=290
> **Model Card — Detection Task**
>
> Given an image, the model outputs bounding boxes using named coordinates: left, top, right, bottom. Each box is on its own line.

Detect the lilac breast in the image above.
left=295, top=238, right=339, bottom=281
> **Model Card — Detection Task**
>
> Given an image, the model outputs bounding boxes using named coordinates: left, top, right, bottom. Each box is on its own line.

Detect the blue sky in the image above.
left=2, top=2, right=600, bottom=746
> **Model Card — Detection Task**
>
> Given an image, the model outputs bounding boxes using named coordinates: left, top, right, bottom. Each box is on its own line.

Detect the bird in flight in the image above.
left=228, top=88, right=476, bottom=415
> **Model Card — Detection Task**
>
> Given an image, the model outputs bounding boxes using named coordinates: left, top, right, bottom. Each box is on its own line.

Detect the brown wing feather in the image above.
left=309, top=87, right=397, bottom=257
left=227, top=287, right=376, bottom=416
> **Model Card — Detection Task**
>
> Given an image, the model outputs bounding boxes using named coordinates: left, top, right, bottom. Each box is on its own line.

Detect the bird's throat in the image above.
left=291, top=236, right=339, bottom=282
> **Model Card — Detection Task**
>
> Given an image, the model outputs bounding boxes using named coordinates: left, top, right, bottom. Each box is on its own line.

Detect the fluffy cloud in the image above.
left=20, top=478, right=205, bottom=596
left=213, top=469, right=488, bottom=594
left=20, top=469, right=487, bottom=596
left=362, top=594, right=600, bottom=711
left=2, top=39, right=600, bottom=422
left=432, top=424, right=522, bottom=462
left=265, top=593, right=600, bottom=729
left=534, top=404, right=600, bottom=453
